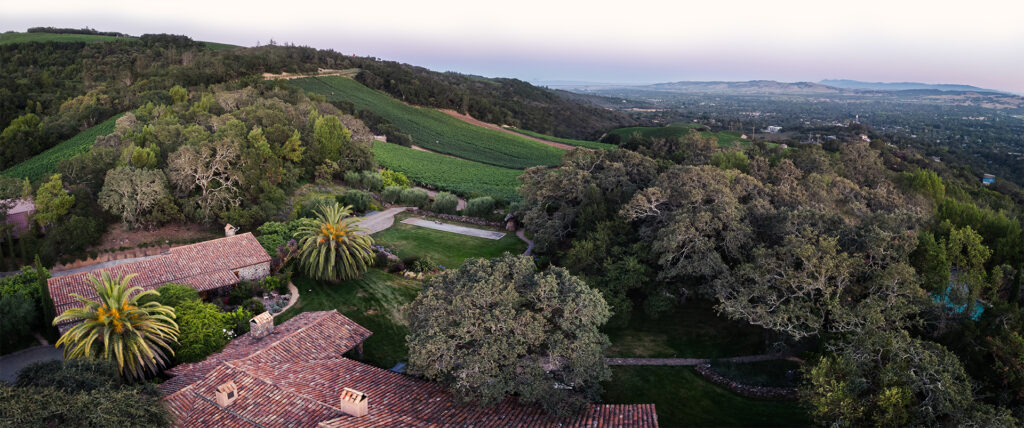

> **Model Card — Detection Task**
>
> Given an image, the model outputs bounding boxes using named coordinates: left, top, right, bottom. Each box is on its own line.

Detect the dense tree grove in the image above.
left=520, top=131, right=1024, bottom=424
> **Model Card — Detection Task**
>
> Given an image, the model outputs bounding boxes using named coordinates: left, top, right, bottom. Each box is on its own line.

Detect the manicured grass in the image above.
left=710, top=359, right=803, bottom=388
left=602, top=366, right=811, bottom=427
left=373, top=214, right=526, bottom=269
left=2, top=113, right=124, bottom=182
left=372, top=141, right=522, bottom=201
left=604, top=300, right=768, bottom=358
left=276, top=270, right=420, bottom=369
left=291, top=76, right=565, bottom=169
left=510, top=128, right=616, bottom=150
left=0, top=32, right=130, bottom=45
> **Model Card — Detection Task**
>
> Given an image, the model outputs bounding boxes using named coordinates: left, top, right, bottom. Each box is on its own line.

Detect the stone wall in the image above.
left=234, top=262, right=271, bottom=282
left=694, top=364, right=798, bottom=401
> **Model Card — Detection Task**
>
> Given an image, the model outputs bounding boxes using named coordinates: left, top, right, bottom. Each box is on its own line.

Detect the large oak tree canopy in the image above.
left=406, top=254, right=611, bottom=417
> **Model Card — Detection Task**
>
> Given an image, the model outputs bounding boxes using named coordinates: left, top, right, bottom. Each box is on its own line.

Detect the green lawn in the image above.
left=710, top=359, right=803, bottom=388
left=604, top=300, right=769, bottom=358
left=290, top=76, right=565, bottom=169
left=602, top=366, right=810, bottom=427
left=2, top=113, right=124, bottom=182
left=276, top=270, right=419, bottom=369
left=373, top=214, right=526, bottom=269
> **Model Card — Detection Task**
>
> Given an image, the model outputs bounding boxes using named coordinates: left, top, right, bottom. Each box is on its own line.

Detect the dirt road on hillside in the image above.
left=437, top=109, right=575, bottom=150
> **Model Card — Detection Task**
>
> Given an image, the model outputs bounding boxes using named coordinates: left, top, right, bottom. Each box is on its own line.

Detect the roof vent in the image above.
left=339, top=387, right=368, bottom=417
left=216, top=381, right=239, bottom=407
left=250, top=312, right=274, bottom=339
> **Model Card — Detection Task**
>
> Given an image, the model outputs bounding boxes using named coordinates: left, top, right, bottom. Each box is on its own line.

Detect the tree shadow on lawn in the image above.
left=604, top=299, right=770, bottom=359
left=276, top=269, right=420, bottom=369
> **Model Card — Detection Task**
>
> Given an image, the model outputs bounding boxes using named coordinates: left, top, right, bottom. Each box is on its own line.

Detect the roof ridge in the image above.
left=167, top=232, right=256, bottom=254
left=225, top=359, right=344, bottom=414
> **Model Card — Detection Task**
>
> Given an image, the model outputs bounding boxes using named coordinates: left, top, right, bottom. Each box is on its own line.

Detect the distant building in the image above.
left=2, top=198, right=35, bottom=238
left=372, top=135, right=387, bottom=142
left=740, top=134, right=748, bottom=140
left=859, top=134, right=871, bottom=143
left=982, top=174, right=996, bottom=185
left=931, top=156, right=942, bottom=163
left=765, top=126, right=782, bottom=133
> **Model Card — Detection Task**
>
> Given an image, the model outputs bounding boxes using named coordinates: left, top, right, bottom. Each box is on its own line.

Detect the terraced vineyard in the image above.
left=291, top=76, right=565, bottom=169
left=2, top=113, right=124, bottom=182
left=510, top=128, right=616, bottom=150
left=372, top=142, right=521, bottom=201
left=0, top=32, right=129, bottom=45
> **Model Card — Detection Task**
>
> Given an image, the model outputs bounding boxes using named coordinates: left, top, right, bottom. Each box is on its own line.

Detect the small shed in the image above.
left=2, top=198, right=35, bottom=238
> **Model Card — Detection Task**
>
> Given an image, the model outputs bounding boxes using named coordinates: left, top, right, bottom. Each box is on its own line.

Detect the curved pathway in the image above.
left=516, top=229, right=534, bottom=256
left=606, top=352, right=799, bottom=366
left=271, top=282, right=300, bottom=318
left=358, top=207, right=409, bottom=234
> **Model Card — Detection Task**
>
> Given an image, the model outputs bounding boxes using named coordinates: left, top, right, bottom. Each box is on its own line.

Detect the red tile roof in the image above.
left=162, top=311, right=658, bottom=428
left=48, top=233, right=271, bottom=332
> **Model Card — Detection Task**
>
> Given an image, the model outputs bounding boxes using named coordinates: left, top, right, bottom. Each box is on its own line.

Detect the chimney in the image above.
left=224, top=224, right=238, bottom=237
left=216, top=381, right=239, bottom=407
left=338, top=388, right=368, bottom=417
left=249, top=312, right=274, bottom=339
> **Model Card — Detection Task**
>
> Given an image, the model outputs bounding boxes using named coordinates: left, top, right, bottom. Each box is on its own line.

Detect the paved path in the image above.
left=401, top=218, right=505, bottom=240
left=0, top=345, right=63, bottom=383
left=359, top=207, right=409, bottom=234
left=272, top=282, right=300, bottom=318
left=516, top=229, right=534, bottom=256
left=605, top=353, right=797, bottom=366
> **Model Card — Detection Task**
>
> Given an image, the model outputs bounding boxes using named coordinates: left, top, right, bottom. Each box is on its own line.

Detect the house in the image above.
left=765, top=126, right=782, bottom=133
left=982, top=174, right=995, bottom=185
left=2, top=198, right=35, bottom=238
left=48, top=233, right=271, bottom=333
left=161, top=311, right=659, bottom=427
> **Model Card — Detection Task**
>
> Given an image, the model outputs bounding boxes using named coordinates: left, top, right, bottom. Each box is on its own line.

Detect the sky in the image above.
left=4, top=0, right=1024, bottom=93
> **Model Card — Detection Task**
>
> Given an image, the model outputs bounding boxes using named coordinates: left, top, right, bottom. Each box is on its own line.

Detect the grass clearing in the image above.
left=710, top=359, right=803, bottom=388
left=373, top=213, right=526, bottom=269
left=372, top=141, right=522, bottom=201
left=2, top=113, right=124, bottom=182
left=276, top=270, right=420, bottom=369
left=609, top=123, right=774, bottom=149
left=291, top=76, right=565, bottom=169
left=602, top=366, right=810, bottom=427
left=0, top=32, right=130, bottom=45
left=604, top=300, right=769, bottom=358
left=510, top=128, right=616, bottom=150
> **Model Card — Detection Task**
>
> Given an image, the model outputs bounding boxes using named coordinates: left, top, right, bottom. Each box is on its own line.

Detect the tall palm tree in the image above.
left=295, top=202, right=374, bottom=281
left=54, top=271, right=179, bottom=381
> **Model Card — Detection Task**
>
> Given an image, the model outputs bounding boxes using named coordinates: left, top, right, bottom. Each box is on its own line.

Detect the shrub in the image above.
left=298, top=196, right=335, bottom=218
left=400, top=188, right=429, bottom=208
left=173, top=299, right=232, bottom=363
left=242, top=297, right=266, bottom=315
left=343, top=170, right=362, bottom=185
left=225, top=307, right=254, bottom=335
left=262, top=275, right=288, bottom=294
left=381, top=169, right=411, bottom=188
left=431, top=192, right=459, bottom=214
left=412, top=256, right=438, bottom=273
left=464, top=196, right=496, bottom=218
left=382, top=186, right=403, bottom=204
left=229, top=281, right=266, bottom=305
left=337, top=189, right=372, bottom=212
left=0, top=294, right=38, bottom=349
left=361, top=170, right=383, bottom=191
left=15, top=359, right=120, bottom=392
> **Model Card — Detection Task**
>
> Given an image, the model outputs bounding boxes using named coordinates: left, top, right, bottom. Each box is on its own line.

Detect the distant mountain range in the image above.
left=819, top=79, right=1005, bottom=94
left=544, top=79, right=1011, bottom=95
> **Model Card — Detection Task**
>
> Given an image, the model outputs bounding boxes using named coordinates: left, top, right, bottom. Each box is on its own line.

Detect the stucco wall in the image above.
left=234, top=262, right=270, bottom=282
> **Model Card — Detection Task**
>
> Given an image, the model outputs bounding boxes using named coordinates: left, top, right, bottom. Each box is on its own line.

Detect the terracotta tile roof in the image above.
left=161, top=311, right=658, bottom=428
left=48, top=233, right=271, bottom=332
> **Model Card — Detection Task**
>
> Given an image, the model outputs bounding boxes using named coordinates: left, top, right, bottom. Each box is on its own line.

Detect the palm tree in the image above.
left=295, top=202, right=374, bottom=281
left=54, top=271, right=179, bottom=381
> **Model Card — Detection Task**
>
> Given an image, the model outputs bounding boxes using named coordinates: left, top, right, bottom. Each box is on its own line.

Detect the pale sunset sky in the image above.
left=3, top=0, right=1023, bottom=92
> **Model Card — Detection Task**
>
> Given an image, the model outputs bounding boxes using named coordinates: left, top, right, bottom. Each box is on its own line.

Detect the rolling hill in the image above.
left=291, top=76, right=566, bottom=169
